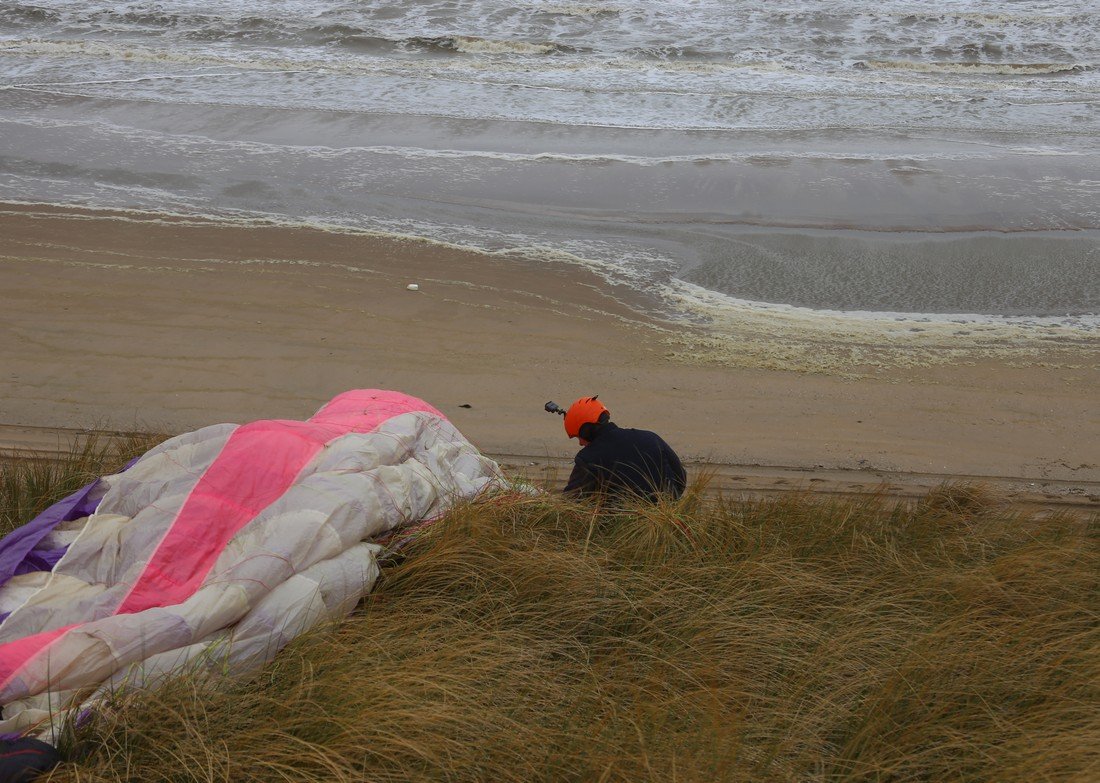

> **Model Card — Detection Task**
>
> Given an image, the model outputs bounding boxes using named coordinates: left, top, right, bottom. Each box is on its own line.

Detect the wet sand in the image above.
left=1, top=204, right=1097, bottom=495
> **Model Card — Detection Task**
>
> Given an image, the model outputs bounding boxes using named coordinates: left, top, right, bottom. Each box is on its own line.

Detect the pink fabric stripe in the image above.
left=0, top=625, right=76, bottom=691
left=0, top=390, right=442, bottom=694
left=118, top=390, right=440, bottom=614
left=311, top=389, right=443, bottom=428
left=115, top=419, right=328, bottom=614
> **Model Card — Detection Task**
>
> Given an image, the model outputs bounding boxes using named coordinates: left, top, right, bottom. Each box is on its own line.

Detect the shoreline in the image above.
left=5, top=201, right=1096, bottom=377
left=1, top=203, right=1097, bottom=486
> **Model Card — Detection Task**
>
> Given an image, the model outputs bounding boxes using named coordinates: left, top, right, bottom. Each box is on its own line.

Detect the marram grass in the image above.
left=2, top=445, right=1097, bottom=782
left=0, top=432, right=166, bottom=538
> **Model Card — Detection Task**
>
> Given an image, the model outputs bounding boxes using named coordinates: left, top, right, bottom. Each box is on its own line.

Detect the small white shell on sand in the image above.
left=406, top=283, right=419, bottom=291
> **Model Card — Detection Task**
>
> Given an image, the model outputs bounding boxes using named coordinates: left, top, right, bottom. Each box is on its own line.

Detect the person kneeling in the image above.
left=560, top=396, right=686, bottom=503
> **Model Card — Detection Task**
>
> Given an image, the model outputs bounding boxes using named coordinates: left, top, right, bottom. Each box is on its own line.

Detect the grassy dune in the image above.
left=2, top=444, right=1097, bottom=782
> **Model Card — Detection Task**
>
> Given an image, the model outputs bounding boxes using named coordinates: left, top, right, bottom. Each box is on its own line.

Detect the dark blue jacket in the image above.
left=563, top=423, right=687, bottom=502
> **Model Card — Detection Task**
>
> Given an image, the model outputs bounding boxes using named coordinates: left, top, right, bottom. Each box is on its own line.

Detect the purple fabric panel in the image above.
left=14, top=548, right=67, bottom=577
left=0, top=456, right=138, bottom=588
left=0, top=479, right=103, bottom=588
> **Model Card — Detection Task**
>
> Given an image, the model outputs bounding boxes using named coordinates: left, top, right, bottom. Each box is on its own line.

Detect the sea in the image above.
left=2, top=1, right=1098, bottom=330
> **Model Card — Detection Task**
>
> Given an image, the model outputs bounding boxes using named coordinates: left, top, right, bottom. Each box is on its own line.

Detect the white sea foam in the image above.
left=0, top=38, right=796, bottom=83
left=443, top=36, right=561, bottom=56
left=6, top=113, right=1085, bottom=169
left=0, top=38, right=313, bottom=72
left=863, top=60, right=1093, bottom=76
left=537, top=4, right=621, bottom=18
left=668, top=279, right=1099, bottom=334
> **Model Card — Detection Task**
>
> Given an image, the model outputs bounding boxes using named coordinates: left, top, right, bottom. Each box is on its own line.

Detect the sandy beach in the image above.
left=1, top=204, right=1097, bottom=506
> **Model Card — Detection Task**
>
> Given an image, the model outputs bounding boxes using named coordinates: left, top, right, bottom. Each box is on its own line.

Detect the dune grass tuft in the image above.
left=0, top=432, right=166, bottom=538
left=0, top=446, right=1096, bottom=782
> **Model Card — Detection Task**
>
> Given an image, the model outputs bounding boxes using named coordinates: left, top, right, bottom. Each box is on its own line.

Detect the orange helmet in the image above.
left=564, top=396, right=609, bottom=439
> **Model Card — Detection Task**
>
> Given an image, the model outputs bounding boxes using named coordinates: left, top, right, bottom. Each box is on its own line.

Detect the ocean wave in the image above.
left=0, top=37, right=796, bottom=84
left=198, top=142, right=1085, bottom=167
left=4, top=1, right=1098, bottom=65
left=408, top=35, right=576, bottom=56
left=299, top=24, right=400, bottom=52
left=5, top=36, right=1092, bottom=90
left=537, top=4, right=622, bottom=18
left=296, top=28, right=580, bottom=57
left=0, top=4, right=61, bottom=26
left=0, top=7, right=574, bottom=57
left=896, top=11, right=1084, bottom=25
left=10, top=87, right=1096, bottom=144
left=1, top=41, right=177, bottom=74
left=3, top=113, right=1085, bottom=167
left=0, top=38, right=317, bottom=72
left=0, top=3, right=285, bottom=43
left=859, top=60, right=1093, bottom=76
left=0, top=34, right=582, bottom=67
